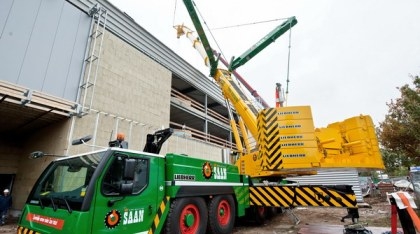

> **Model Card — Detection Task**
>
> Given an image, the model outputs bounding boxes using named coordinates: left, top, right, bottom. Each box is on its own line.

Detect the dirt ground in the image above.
left=0, top=217, right=17, bottom=234
left=294, top=196, right=393, bottom=227
left=0, top=196, right=403, bottom=234
left=233, top=196, right=397, bottom=233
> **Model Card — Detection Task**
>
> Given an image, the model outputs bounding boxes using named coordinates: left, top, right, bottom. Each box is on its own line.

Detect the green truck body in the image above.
left=18, top=148, right=251, bottom=233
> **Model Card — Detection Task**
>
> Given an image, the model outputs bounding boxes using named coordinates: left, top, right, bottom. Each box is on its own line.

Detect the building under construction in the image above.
left=0, top=0, right=242, bottom=215
left=0, top=0, right=375, bottom=218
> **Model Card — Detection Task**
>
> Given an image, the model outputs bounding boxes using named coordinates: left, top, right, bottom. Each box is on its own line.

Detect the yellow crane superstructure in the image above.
left=175, top=0, right=384, bottom=179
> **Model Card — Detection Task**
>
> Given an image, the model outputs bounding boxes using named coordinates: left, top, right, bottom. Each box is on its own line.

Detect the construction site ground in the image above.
left=233, top=196, right=407, bottom=234
left=0, top=196, right=410, bottom=234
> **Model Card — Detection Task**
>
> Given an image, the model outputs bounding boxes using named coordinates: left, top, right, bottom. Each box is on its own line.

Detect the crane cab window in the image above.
left=102, top=154, right=149, bottom=196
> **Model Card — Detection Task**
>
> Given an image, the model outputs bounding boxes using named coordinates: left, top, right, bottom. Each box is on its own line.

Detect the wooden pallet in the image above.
left=378, top=183, right=395, bottom=200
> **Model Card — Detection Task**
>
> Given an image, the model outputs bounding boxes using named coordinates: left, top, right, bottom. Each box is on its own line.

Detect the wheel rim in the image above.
left=179, top=204, right=200, bottom=234
left=217, top=199, right=231, bottom=225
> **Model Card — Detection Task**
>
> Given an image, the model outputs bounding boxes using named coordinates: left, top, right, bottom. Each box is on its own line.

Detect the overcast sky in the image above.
left=109, top=0, right=420, bottom=127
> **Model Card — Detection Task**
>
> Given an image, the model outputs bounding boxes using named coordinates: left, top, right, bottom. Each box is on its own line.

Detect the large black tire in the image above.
left=251, top=206, right=266, bottom=225
left=207, top=195, right=236, bottom=234
left=165, top=197, right=208, bottom=234
left=265, top=206, right=278, bottom=220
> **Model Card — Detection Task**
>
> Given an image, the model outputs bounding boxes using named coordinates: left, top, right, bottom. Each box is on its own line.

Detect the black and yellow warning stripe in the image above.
left=250, top=185, right=357, bottom=208
left=17, top=226, right=41, bottom=234
left=148, top=196, right=170, bottom=234
left=258, top=107, right=322, bottom=172
left=258, top=108, right=283, bottom=170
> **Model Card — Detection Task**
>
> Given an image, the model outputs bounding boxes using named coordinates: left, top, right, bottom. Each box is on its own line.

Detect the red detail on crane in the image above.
left=217, top=53, right=270, bottom=108
left=275, top=83, right=283, bottom=107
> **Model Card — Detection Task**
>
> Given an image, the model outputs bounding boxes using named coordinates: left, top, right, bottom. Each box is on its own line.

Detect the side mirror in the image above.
left=120, top=159, right=136, bottom=195
left=29, top=151, right=65, bottom=159
left=72, top=135, right=93, bottom=145
left=67, top=166, right=82, bottom=172
left=29, top=151, right=45, bottom=159
left=123, top=159, right=136, bottom=180
left=120, top=183, right=133, bottom=195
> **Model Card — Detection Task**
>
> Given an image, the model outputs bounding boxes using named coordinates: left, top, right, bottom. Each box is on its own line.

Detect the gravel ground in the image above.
left=0, top=196, right=403, bottom=234
left=233, top=196, right=398, bottom=234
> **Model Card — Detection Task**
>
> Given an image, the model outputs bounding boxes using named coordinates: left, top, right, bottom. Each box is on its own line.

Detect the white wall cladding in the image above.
left=0, top=0, right=91, bottom=101
left=286, top=169, right=364, bottom=203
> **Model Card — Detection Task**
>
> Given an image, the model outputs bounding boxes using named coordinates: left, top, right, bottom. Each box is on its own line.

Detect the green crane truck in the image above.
left=16, top=1, right=384, bottom=232
left=17, top=129, right=358, bottom=234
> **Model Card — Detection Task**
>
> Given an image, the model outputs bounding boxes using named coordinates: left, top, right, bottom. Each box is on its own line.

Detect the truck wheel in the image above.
left=207, top=195, right=235, bottom=234
left=266, top=206, right=278, bottom=219
left=165, top=197, right=208, bottom=234
left=253, top=206, right=266, bottom=225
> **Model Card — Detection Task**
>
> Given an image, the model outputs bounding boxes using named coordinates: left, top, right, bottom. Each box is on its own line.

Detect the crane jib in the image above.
left=229, top=17, right=298, bottom=71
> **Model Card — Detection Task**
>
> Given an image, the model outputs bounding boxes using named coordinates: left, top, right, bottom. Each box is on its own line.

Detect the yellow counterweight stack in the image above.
left=245, top=106, right=385, bottom=178
left=257, top=106, right=320, bottom=175
left=317, top=113, right=384, bottom=169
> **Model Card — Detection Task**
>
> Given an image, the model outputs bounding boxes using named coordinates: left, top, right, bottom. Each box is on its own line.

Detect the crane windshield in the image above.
left=26, top=150, right=106, bottom=212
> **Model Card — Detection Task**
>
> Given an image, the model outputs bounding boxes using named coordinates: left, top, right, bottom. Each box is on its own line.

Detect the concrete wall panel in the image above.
left=166, top=136, right=222, bottom=162
left=43, top=3, right=91, bottom=99
left=13, top=120, right=70, bottom=211
left=0, top=0, right=13, bottom=35
left=80, top=31, right=172, bottom=127
left=0, top=0, right=42, bottom=83
left=0, top=140, right=21, bottom=175
left=18, top=0, right=65, bottom=90
left=0, top=0, right=90, bottom=101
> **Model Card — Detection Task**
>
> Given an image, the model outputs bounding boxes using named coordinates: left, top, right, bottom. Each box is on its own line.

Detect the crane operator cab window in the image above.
left=102, top=154, right=149, bottom=196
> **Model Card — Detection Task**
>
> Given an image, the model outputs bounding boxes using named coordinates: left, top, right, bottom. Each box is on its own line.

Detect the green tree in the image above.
left=380, top=149, right=400, bottom=173
left=380, top=148, right=411, bottom=176
left=378, top=75, right=420, bottom=165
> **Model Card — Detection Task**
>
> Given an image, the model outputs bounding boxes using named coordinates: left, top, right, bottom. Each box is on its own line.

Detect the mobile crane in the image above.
left=175, top=0, right=384, bottom=179
left=18, top=129, right=359, bottom=234
left=175, top=0, right=385, bottom=230
left=16, top=1, right=385, bottom=234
